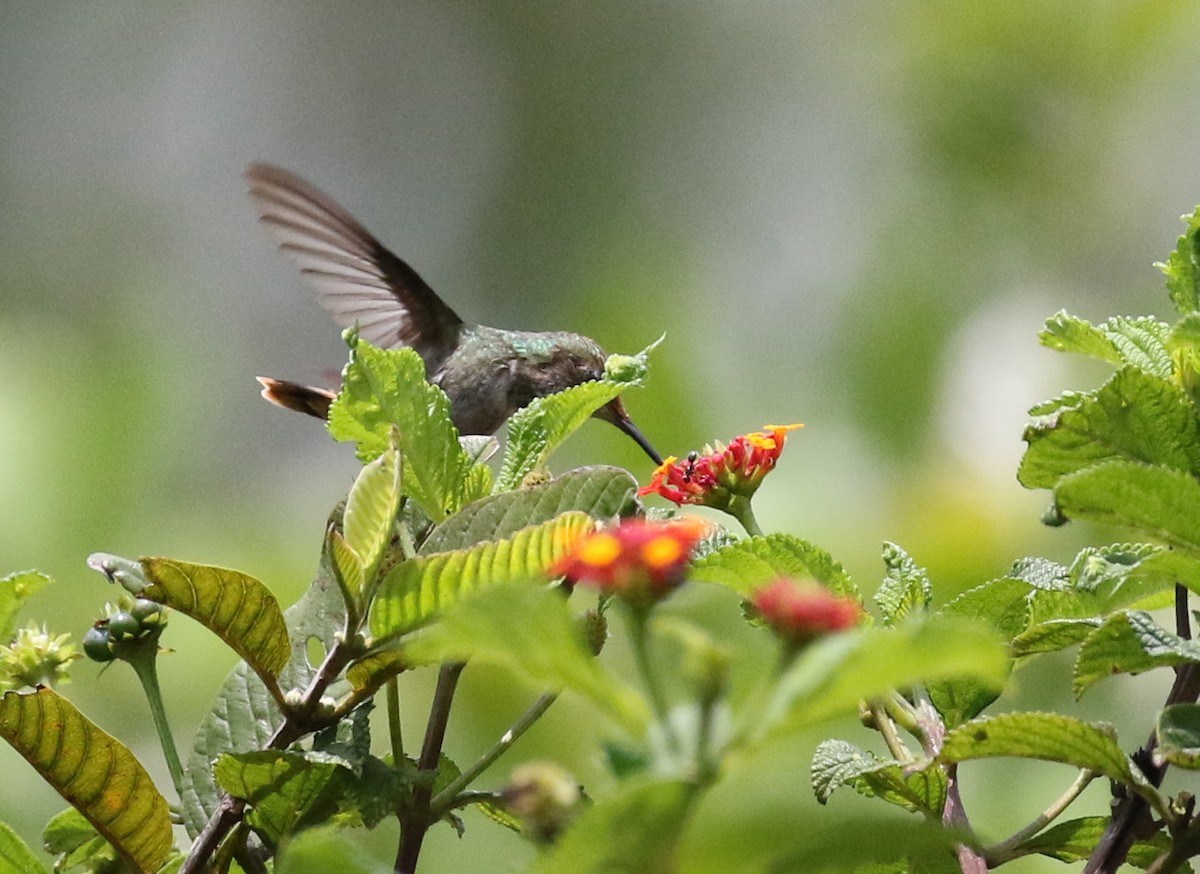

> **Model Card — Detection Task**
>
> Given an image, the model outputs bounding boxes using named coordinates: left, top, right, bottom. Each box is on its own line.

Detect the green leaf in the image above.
left=939, top=576, right=1033, bottom=639
left=1019, top=367, right=1200, bottom=489
left=1038, top=311, right=1125, bottom=365
left=1013, top=815, right=1177, bottom=869
left=689, top=534, right=858, bottom=599
left=1074, top=611, right=1200, bottom=697
left=757, top=615, right=1008, bottom=739
left=532, top=778, right=696, bottom=874
left=403, top=586, right=649, bottom=733
left=0, top=571, right=51, bottom=642
left=179, top=549, right=347, bottom=837
left=138, top=558, right=291, bottom=682
left=345, top=649, right=408, bottom=696
left=0, top=819, right=46, bottom=874
left=1158, top=204, right=1200, bottom=314
left=274, top=826, right=377, bottom=874
left=421, top=466, right=638, bottom=554
left=811, top=739, right=946, bottom=814
left=370, top=512, right=595, bottom=641
left=1011, top=618, right=1102, bottom=657
left=327, top=341, right=476, bottom=522
left=214, top=751, right=350, bottom=847
left=0, top=687, right=172, bottom=873
left=1156, top=703, right=1200, bottom=769
left=342, top=439, right=402, bottom=591
left=873, top=542, right=932, bottom=626
left=495, top=338, right=658, bottom=493
left=1053, top=461, right=1200, bottom=559
left=940, top=712, right=1149, bottom=792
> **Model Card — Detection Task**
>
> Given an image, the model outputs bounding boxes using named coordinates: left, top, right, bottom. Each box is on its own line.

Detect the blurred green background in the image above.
left=4, top=2, right=1200, bottom=871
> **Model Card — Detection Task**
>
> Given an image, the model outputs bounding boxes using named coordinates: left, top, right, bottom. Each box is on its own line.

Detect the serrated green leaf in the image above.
left=689, top=534, right=858, bottom=599
left=1104, top=317, right=1173, bottom=377
left=1014, top=815, right=1177, bottom=869
left=1039, top=311, right=1125, bottom=365
left=41, top=807, right=95, bottom=856
left=0, top=819, right=45, bottom=874
left=0, top=688, right=172, bottom=873
left=939, top=577, right=1033, bottom=639
left=811, top=739, right=946, bottom=814
left=138, top=558, right=291, bottom=682
left=214, top=750, right=350, bottom=847
left=532, top=779, right=696, bottom=874
left=874, top=542, right=931, bottom=626
left=371, top=512, right=596, bottom=641
left=1159, top=205, right=1200, bottom=314
left=0, top=571, right=51, bottom=642
left=422, top=466, right=637, bottom=555
left=1020, top=368, right=1200, bottom=490
left=179, top=548, right=346, bottom=837
left=1054, top=461, right=1200, bottom=560
left=1009, top=556, right=1072, bottom=590
left=1011, top=618, right=1102, bottom=657
left=940, top=712, right=1149, bottom=792
left=757, top=615, right=1008, bottom=740
left=1074, top=610, right=1200, bottom=697
left=327, top=341, right=474, bottom=522
left=403, top=586, right=648, bottom=733
left=1156, top=703, right=1200, bottom=769
left=342, top=440, right=402, bottom=589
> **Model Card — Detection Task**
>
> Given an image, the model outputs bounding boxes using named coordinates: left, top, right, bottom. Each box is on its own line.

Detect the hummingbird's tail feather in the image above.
left=256, top=376, right=335, bottom=420
left=245, top=163, right=464, bottom=365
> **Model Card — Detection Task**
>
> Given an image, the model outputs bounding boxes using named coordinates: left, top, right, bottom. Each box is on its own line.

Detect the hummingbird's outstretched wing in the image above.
left=245, top=163, right=464, bottom=361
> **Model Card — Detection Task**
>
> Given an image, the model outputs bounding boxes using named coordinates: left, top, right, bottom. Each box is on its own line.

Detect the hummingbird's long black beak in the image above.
left=597, top=398, right=663, bottom=466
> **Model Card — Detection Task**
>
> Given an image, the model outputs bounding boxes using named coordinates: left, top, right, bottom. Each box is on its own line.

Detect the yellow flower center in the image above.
left=577, top=533, right=622, bottom=567
left=641, top=535, right=685, bottom=570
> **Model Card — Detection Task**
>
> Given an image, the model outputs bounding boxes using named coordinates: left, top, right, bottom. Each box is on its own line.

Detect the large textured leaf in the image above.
left=811, top=739, right=946, bottom=814
left=0, top=819, right=45, bottom=874
left=214, top=751, right=350, bottom=847
left=1038, top=313, right=1171, bottom=376
left=370, top=512, right=596, bottom=641
left=1159, top=204, right=1200, bottom=315
left=495, top=338, right=658, bottom=493
left=757, top=615, right=1008, bottom=740
left=1038, top=311, right=1126, bottom=367
left=179, top=553, right=346, bottom=837
left=1053, top=461, right=1200, bottom=559
left=327, top=340, right=478, bottom=522
left=689, top=534, right=858, bottom=598
left=421, top=466, right=637, bottom=554
left=0, top=571, right=51, bottom=641
left=0, top=688, right=172, bottom=873
left=403, top=586, right=649, bottom=733
left=873, top=542, right=932, bottom=627
left=940, top=712, right=1151, bottom=793
left=532, top=779, right=696, bottom=874
left=1073, top=610, right=1200, bottom=697
left=139, top=558, right=291, bottom=682
left=1019, top=367, right=1200, bottom=489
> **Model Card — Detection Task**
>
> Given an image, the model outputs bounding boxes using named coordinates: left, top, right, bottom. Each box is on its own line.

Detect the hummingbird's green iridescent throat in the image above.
left=247, top=163, right=662, bottom=465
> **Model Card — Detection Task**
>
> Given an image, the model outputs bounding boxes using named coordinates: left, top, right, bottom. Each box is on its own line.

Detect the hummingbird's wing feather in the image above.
left=245, top=163, right=463, bottom=359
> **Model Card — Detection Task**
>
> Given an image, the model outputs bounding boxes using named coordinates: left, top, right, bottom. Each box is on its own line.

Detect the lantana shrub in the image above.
left=6, top=207, right=1200, bottom=873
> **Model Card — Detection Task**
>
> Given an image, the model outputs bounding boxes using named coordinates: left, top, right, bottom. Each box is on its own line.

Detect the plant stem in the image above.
left=395, top=662, right=465, bottom=874
left=387, top=676, right=404, bottom=763
left=626, top=608, right=681, bottom=754
left=727, top=497, right=764, bottom=538
left=868, top=702, right=913, bottom=764
left=985, top=770, right=1097, bottom=864
left=431, top=691, right=558, bottom=816
left=127, top=651, right=185, bottom=795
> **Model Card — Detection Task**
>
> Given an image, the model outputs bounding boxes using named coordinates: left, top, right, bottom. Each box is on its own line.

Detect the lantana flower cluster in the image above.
left=750, top=578, right=862, bottom=649
left=639, top=424, right=802, bottom=512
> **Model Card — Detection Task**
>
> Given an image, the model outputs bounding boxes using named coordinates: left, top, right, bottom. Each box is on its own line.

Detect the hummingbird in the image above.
left=247, top=163, right=663, bottom=465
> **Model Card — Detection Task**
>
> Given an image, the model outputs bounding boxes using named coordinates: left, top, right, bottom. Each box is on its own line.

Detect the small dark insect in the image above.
left=682, top=451, right=700, bottom=483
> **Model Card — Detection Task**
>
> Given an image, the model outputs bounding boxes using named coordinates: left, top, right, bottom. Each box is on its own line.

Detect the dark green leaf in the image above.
left=402, top=586, right=648, bottom=732
left=370, top=512, right=595, bottom=641
left=690, top=534, right=858, bottom=599
left=1156, top=703, right=1200, bottom=769
left=532, top=778, right=696, bottom=874
left=0, top=819, right=45, bottom=874
left=1013, top=815, right=1177, bottom=869
left=1053, top=461, right=1200, bottom=559
left=0, top=688, right=172, bottom=873
left=1074, top=611, right=1200, bottom=697
left=940, top=712, right=1150, bottom=793
left=873, top=542, right=931, bottom=627
left=214, top=750, right=350, bottom=847
left=1020, top=368, right=1200, bottom=489
left=421, top=467, right=638, bottom=555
